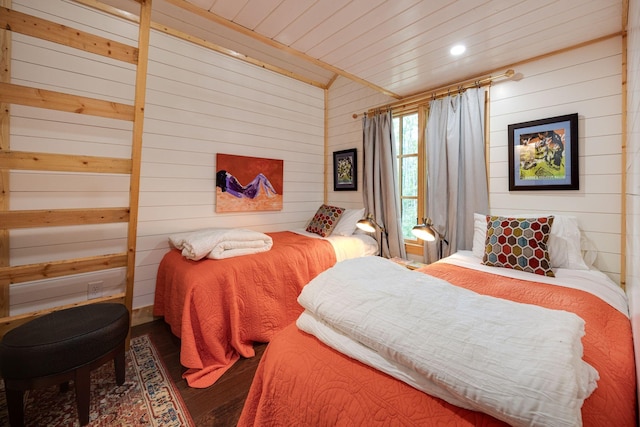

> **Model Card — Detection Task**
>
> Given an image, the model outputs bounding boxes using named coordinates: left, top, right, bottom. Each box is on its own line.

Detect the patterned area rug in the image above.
left=0, top=334, right=194, bottom=426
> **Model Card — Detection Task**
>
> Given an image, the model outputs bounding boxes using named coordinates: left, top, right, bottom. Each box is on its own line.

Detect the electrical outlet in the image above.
left=87, top=281, right=103, bottom=299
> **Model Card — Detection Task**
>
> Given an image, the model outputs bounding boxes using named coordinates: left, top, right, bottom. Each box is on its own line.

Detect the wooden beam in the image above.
left=0, top=1, right=144, bottom=341
left=0, top=207, right=129, bottom=228
left=0, top=0, right=10, bottom=317
left=73, top=0, right=328, bottom=90
left=165, top=0, right=402, bottom=99
left=73, top=0, right=142, bottom=23
left=620, top=25, right=628, bottom=289
left=326, top=74, right=339, bottom=90
left=0, top=82, right=135, bottom=120
left=124, top=0, right=152, bottom=325
left=0, top=151, right=132, bottom=173
left=156, top=22, right=328, bottom=90
left=0, top=293, right=126, bottom=336
left=0, top=253, right=128, bottom=284
left=323, top=88, right=328, bottom=204
left=0, top=7, right=138, bottom=64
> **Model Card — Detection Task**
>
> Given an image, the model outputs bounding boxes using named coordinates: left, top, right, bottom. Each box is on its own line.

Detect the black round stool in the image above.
left=0, top=303, right=130, bottom=426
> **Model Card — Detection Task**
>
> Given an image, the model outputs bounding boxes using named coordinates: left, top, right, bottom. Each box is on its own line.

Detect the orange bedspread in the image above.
left=239, top=262, right=637, bottom=426
left=153, top=231, right=336, bottom=388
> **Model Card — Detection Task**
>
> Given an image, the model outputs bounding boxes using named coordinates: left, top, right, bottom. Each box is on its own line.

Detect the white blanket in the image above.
left=169, top=228, right=273, bottom=260
left=297, top=256, right=598, bottom=427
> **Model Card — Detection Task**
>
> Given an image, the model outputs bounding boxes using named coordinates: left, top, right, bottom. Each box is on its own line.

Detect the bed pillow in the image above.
left=482, top=215, right=555, bottom=277
left=546, top=215, right=589, bottom=270
left=332, top=208, right=365, bottom=236
left=472, top=213, right=488, bottom=258
left=472, top=213, right=589, bottom=270
left=306, top=204, right=346, bottom=237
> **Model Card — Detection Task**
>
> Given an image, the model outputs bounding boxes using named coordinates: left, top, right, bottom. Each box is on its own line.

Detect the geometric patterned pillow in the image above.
left=482, top=215, right=555, bottom=277
left=306, top=204, right=345, bottom=237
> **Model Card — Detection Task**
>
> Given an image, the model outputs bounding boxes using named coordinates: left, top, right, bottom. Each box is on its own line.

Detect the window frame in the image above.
left=393, top=107, right=427, bottom=255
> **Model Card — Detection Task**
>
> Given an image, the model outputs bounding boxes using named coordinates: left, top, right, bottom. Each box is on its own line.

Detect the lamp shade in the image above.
left=357, top=213, right=387, bottom=233
left=411, top=218, right=440, bottom=242
left=411, top=223, right=436, bottom=241
left=356, top=214, right=377, bottom=233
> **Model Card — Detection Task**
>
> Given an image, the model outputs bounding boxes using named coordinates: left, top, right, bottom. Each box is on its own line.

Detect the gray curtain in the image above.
left=362, top=111, right=406, bottom=259
left=424, top=88, right=489, bottom=263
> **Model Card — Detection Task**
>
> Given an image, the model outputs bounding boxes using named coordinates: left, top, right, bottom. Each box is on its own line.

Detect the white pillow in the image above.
left=332, top=208, right=366, bottom=236
left=472, top=213, right=589, bottom=270
left=472, top=213, right=487, bottom=259
left=547, top=215, right=589, bottom=270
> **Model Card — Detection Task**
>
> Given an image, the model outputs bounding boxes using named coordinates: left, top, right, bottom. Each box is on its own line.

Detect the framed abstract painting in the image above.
left=508, top=113, right=579, bottom=191
left=215, top=153, right=283, bottom=212
left=333, top=148, right=357, bottom=191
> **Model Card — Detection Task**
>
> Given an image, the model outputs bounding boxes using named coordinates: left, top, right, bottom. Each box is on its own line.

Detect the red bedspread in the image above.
left=153, top=231, right=336, bottom=388
left=239, top=262, right=637, bottom=426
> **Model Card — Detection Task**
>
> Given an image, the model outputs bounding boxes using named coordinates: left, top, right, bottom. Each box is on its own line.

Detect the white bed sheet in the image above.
left=444, top=251, right=629, bottom=316
left=290, top=229, right=378, bottom=262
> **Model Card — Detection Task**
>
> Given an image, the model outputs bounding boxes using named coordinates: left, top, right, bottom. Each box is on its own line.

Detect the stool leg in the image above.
left=114, top=349, right=126, bottom=385
left=74, top=366, right=91, bottom=426
left=5, top=387, right=25, bottom=427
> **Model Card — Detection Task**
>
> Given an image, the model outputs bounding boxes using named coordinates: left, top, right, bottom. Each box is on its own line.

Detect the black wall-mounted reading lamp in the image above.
left=412, top=218, right=448, bottom=258
left=356, top=213, right=386, bottom=256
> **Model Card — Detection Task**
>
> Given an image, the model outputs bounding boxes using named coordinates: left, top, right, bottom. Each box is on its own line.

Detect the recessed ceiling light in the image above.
left=450, top=44, right=466, bottom=56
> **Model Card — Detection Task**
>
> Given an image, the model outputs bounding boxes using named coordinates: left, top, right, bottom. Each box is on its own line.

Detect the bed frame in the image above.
left=0, top=0, right=151, bottom=338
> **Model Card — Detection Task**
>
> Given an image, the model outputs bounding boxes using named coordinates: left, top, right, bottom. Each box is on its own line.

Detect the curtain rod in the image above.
left=352, top=69, right=516, bottom=119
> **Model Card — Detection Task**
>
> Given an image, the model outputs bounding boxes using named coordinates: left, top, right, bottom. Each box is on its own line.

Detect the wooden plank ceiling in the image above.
left=101, top=0, right=624, bottom=98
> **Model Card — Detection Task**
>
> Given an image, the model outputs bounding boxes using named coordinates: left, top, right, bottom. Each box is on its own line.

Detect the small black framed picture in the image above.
left=333, top=148, right=357, bottom=191
left=508, top=113, right=579, bottom=191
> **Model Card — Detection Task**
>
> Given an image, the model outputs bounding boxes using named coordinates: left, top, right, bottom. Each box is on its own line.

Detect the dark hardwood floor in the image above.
left=131, top=319, right=266, bottom=427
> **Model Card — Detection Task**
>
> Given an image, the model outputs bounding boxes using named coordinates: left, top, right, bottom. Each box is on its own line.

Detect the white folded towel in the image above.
left=169, top=228, right=273, bottom=260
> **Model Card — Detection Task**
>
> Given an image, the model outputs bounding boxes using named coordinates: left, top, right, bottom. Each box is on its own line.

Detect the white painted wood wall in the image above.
left=7, top=0, right=630, bottom=316
left=8, top=0, right=324, bottom=314
left=8, top=0, right=138, bottom=314
left=134, top=30, right=325, bottom=309
left=489, top=37, right=623, bottom=283
left=327, top=37, right=624, bottom=284
left=326, top=76, right=393, bottom=210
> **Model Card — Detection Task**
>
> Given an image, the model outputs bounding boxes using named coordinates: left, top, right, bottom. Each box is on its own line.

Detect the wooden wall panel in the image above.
left=488, top=37, right=623, bottom=282
left=131, top=28, right=325, bottom=309
left=326, top=76, right=394, bottom=209
left=10, top=106, right=134, bottom=157
left=145, top=0, right=335, bottom=85
left=0, top=7, right=138, bottom=64
left=0, top=0, right=11, bottom=317
left=327, top=38, right=624, bottom=282
left=13, top=0, right=140, bottom=45
left=1, top=0, right=147, bottom=325
left=9, top=266, right=125, bottom=315
left=10, top=227, right=127, bottom=267
left=626, top=0, right=640, bottom=391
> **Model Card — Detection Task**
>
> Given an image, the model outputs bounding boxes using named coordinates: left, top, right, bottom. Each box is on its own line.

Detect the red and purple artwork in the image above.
left=215, top=153, right=283, bottom=212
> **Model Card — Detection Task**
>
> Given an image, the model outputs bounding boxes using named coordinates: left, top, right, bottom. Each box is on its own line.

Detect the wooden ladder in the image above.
left=0, top=0, right=151, bottom=336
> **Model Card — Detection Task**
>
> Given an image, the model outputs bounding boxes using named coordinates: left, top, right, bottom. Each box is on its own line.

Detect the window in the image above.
left=393, top=111, right=424, bottom=248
